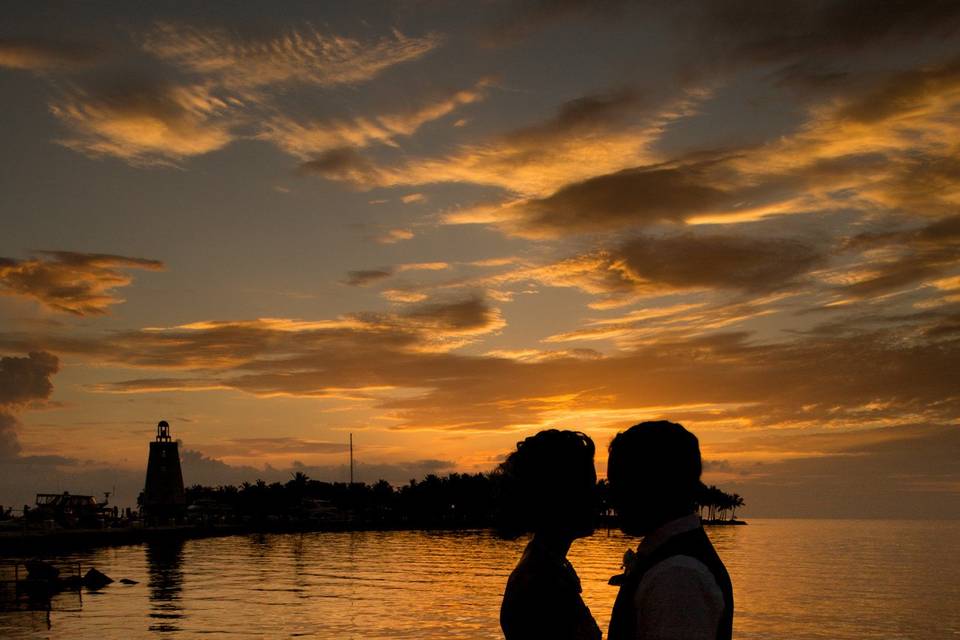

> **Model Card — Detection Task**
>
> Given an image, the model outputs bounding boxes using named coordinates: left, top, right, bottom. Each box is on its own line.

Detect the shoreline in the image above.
left=0, top=517, right=748, bottom=556
left=0, top=521, right=490, bottom=556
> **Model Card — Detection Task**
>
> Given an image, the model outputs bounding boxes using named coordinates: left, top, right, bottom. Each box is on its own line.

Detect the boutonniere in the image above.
left=608, top=548, right=638, bottom=586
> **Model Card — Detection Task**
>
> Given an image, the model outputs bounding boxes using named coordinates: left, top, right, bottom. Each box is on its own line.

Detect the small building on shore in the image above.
left=31, top=492, right=111, bottom=528
left=141, top=420, right=186, bottom=523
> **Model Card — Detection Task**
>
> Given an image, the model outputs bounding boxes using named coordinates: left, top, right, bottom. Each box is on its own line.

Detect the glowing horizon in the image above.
left=1, top=2, right=959, bottom=518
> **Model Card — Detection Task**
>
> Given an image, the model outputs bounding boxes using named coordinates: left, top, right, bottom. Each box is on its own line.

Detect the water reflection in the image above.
left=1, top=521, right=959, bottom=639
left=702, top=521, right=745, bottom=555
left=146, top=540, right=184, bottom=633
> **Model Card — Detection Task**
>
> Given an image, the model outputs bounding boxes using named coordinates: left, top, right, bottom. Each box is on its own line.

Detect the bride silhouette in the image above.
left=497, top=429, right=601, bottom=640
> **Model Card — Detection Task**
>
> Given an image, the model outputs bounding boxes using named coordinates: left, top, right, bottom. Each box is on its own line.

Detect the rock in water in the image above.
left=119, top=578, right=139, bottom=585
left=25, top=560, right=59, bottom=581
left=82, top=568, right=114, bottom=589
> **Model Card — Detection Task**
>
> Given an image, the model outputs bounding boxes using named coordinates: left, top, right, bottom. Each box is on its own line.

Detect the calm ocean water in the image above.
left=1, top=519, right=958, bottom=638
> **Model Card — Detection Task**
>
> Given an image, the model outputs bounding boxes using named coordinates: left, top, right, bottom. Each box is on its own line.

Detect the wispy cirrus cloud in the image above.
left=260, top=79, right=492, bottom=157
left=432, top=56, right=960, bottom=243
left=837, top=214, right=960, bottom=300
left=0, top=251, right=164, bottom=315
left=33, top=23, right=443, bottom=166
left=302, top=87, right=705, bottom=196
left=142, top=23, right=442, bottom=92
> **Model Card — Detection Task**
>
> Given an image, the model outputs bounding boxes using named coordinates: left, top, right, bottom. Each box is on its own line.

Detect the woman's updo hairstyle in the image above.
left=494, top=429, right=596, bottom=539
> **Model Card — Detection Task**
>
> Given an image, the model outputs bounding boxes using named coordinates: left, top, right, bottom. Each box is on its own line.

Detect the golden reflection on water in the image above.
left=1, top=520, right=959, bottom=638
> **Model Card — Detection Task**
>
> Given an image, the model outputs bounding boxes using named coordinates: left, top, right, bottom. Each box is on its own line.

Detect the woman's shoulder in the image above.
left=503, top=541, right=585, bottom=611
left=501, top=549, right=600, bottom=640
left=506, top=541, right=568, bottom=588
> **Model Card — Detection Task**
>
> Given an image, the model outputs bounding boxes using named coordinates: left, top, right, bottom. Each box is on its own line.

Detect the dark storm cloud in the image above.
left=0, top=36, right=103, bottom=70
left=0, top=251, right=164, bottom=315
left=0, top=351, right=58, bottom=407
left=0, top=351, right=60, bottom=459
left=0, top=412, right=22, bottom=460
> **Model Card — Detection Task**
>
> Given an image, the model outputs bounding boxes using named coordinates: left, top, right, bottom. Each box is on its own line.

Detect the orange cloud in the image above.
left=143, top=23, right=441, bottom=92
left=374, top=229, right=415, bottom=244
left=302, top=87, right=707, bottom=196
left=50, top=79, right=236, bottom=165
left=0, top=251, right=164, bottom=315
left=0, top=37, right=102, bottom=70
left=260, top=80, right=491, bottom=157
left=412, top=59, right=960, bottom=243
left=6, top=298, right=957, bottom=437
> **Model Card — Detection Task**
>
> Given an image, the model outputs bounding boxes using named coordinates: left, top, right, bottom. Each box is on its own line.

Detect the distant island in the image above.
left=1, top=422, right=745, bottom=555
left=179, top=473, right=747, bottom=528
left=0, top=471, right=745, bottom=555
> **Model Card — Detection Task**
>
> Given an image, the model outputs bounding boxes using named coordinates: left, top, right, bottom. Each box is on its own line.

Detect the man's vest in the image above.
left=608, top=527, right=733, bottom=640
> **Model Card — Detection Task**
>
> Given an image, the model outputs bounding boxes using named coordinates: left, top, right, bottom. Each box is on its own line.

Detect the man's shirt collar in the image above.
left=636, top=513, right=701, bottom=557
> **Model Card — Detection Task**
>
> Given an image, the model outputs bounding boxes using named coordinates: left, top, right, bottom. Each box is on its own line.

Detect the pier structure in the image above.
left=141, top=420, right=186, bottom=523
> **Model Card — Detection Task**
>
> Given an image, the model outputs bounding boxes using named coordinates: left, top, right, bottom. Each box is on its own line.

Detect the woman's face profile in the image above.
left=558, top=461, right=597, bottom=539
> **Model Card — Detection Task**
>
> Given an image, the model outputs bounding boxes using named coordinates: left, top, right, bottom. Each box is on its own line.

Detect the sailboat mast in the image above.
left=349, top=433, right=354, bottom=485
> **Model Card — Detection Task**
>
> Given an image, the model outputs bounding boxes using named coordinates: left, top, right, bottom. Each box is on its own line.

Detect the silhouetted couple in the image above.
left=499, top=421, right=733, bottom=640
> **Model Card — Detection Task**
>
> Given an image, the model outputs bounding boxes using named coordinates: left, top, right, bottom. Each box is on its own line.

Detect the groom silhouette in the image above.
left=606, top=421, right=733, bottom=640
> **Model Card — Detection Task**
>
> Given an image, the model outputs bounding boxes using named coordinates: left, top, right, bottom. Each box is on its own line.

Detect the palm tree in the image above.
left=731, top=494, right=744, bottom=520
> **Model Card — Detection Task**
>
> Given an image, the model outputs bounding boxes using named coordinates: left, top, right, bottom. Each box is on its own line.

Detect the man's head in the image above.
left=607, top=420, right=702, bottom=536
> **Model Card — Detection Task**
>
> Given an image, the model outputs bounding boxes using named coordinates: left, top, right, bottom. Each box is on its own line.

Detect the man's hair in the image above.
left=607, top=420, right=702, bottom=508
left=495, top=429, right=595, bottom=539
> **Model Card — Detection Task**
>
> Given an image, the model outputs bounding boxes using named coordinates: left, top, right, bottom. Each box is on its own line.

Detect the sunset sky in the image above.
left=1, top=1, right=958, bottom=517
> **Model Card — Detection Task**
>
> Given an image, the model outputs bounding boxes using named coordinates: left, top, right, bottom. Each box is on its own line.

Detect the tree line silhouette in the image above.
left=183, top=472, right=744, bottom=527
